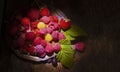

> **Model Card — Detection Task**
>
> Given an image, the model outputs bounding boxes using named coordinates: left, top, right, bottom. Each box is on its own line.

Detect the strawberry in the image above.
left=21, top=17, right=30, bottom=26
left=40, top=7, right=50, bottom=16
left=60, top=18, right=71, bottom=30
left=28, top=8, right=40, bottom=20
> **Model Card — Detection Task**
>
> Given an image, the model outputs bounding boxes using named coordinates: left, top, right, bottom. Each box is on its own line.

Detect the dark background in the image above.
left=0, top=0, right=120, bottom=72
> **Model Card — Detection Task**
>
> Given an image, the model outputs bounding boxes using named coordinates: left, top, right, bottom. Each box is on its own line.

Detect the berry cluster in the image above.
left=10, top=7, right=85, bottom=68
left=10, top=7, right=71, bottom=58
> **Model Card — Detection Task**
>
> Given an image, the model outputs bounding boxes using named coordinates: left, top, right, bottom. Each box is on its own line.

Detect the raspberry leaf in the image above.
left=56, top=45, right=75, bottom=68
left=63, top=32, right=75, bottom=41
left=65, top=25, right=87, bottom=37
left=59, top=39, right=71, bottom=45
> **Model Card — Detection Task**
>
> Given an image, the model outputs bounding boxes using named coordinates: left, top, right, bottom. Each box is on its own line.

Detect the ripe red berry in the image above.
left=31, top=21, right=39, bottom=29
left=40, top=7, right=50, bottom=16
left=58, top=32, right=66, bottom=40
left=45, top=43, right=53, bottom=55
left=52, top=31, right=59, bottom=41
left=75, top=42, right=85, bottom=52
left=28, top=8, right=40, bottom=20
left=60, top=18, right=71, bottom=30
left=34, top=29, right=40, bottom=36
left=39, top=28, right=47, bottom=35
left=40, top=16, right=50, bottom=24
left=40, top=40, right=47, bottom=47
left=28, top=46, right=35, bottom=55
left=46, top=27, right=53, bottom=33
left=33, top=37, right=42, bottom=46
left=49, top=15, right=58, bottom=22
left=48, top=22, right=59, bottom=30
left=21, top=17, right=30, bottom=26
left=35, top=45, right=45, bottom=57
left=53, top=43, right=61, bottom=53
left=26, top=32, right=35, bottom=40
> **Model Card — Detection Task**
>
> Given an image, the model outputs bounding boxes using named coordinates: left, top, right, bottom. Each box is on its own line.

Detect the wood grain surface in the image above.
left=0, top=0, right=120, bottom=72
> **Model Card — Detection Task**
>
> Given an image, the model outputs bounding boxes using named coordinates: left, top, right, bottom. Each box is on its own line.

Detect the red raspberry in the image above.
left=52, top=31, right=59, bottom=41
left=49, top=15, right=58, bottom=22
left=40, top=40, right=47, bottom=47
left=60, top=18, right=71, bottom=30
left=35, top=45, right=45, bottom=58
left=26, top=32, right=35, bottom=40
left=46, top=27, right=53, bottom=33
left=34, top=29, right=40, bottom=36
left=28, top=8, right=40, bottom=20
left=40, top=7, right=50, bottom=16
left=31, top=21, right=39, bottom=29
left=28, top=46, right=35, bottom=55
left=53, top=43, right=61, bottom=53
left=40, top=16, right=50, bottom=24
left=21, top=17, right=30, bottom=26
left=75, top=42, right=85, bottom=52
left=39, top=28, right=47, bottom=35
left=45, top=43, right=54, bottom=56
left=58, top=32, right=66, bottom=40
left=33, top=37, right=42, bottom=46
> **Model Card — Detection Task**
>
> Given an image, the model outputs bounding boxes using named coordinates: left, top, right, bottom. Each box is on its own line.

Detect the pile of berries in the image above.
left=10, top=7, right=71, bottom=58
left=9, top=7, right=85, bottom=67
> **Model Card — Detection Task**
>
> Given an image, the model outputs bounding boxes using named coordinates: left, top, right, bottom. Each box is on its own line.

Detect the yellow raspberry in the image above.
left=45, top=33, right=53, bottom=42
left=37, top=22, right=46, bottom=29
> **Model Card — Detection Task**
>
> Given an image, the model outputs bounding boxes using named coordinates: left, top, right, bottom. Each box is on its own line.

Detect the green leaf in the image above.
left=56, top=45, right=75, bottom=68
left=65, top=25, right=87, bottom=37
left=59, top=39, right=71, bottom=45
left=63, top=32, right=75, bottom=41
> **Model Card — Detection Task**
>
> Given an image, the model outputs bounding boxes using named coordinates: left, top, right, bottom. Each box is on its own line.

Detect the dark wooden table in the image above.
left=1, top=0, right=120, bottom=72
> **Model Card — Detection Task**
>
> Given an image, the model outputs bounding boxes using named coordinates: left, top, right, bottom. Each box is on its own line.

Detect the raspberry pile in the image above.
left=10, top=7, right=71, bottom=58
